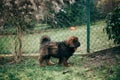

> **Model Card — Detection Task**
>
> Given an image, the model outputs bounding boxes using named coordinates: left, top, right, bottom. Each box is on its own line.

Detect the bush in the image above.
left=105, top=5, right=120, bottom=44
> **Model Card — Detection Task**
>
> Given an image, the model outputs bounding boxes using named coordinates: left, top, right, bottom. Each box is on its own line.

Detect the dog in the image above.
left=38, top=35, right=80, bottom=67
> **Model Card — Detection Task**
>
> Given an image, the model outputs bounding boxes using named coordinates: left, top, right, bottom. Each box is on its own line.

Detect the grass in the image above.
left=0, top=20, right=115, bottom=54
left=0, top=47, right=120, bottom=80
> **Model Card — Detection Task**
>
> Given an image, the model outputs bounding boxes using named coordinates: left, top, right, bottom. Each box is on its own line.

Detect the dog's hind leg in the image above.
left=38, top=55, right=46, bottom=67
left=46, top=56, right=55, bottom=66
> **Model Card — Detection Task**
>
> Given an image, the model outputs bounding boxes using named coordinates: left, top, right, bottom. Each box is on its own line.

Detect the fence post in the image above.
left=86, top=0, right=90, bottom=53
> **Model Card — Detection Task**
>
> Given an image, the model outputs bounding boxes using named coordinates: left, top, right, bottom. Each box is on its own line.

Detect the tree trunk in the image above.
left=14, top=26, right=22, bottom=63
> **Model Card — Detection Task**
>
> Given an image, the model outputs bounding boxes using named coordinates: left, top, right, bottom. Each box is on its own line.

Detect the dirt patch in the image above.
left=82, top=46, right=120, bottom=68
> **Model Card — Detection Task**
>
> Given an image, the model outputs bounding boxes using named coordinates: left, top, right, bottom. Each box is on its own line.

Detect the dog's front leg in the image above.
left=63, top=58, right=71, bottom=67
left=58, top=58, right=63, bottom=65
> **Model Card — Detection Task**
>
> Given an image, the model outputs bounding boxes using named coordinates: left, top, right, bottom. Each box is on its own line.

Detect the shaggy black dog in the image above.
left=38, top=35, right=80, bottom=67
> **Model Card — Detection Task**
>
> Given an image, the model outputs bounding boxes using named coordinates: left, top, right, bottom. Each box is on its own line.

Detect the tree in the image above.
left=0, top=0, right=38, bottom=62
left=105, top=5, right=120, bottom=44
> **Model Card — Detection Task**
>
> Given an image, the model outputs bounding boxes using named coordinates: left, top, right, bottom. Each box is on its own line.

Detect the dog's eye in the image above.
left=74, top=39, right=78, bottom=42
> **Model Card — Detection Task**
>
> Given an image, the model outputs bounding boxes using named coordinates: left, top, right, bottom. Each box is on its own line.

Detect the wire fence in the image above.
left=0, top=21, right=116, bottom=55
left=0, top=0, right=118, bottom=56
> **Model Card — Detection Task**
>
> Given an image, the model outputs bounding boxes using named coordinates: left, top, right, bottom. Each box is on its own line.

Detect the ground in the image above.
left=0, top=46, right=120, bottom=80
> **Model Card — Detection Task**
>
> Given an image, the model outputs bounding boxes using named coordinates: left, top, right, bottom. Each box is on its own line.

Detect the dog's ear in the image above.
left=65, top=36, right=75, bottom=47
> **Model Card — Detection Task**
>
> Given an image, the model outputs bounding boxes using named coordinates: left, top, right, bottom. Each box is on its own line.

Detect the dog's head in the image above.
left=65, top=36, right=80, bottom=48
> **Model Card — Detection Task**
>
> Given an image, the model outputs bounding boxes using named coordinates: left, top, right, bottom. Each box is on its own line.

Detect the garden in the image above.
left=0, top=0, right=120, bottom=80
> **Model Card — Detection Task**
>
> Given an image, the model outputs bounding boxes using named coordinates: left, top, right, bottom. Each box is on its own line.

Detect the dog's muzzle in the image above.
left=75, top=42, right=80, bottom=48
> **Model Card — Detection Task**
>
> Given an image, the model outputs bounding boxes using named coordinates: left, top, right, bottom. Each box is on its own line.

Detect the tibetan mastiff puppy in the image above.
left=38, top=35, right=80, bottom=67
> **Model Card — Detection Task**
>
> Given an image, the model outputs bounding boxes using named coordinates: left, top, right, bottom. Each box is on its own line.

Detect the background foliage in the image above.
left=105, top=5, right=120, bottom=44
left=46, top=0, right=102, bottom=28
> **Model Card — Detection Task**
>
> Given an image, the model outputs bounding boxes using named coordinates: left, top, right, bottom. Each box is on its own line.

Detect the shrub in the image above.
left=105, top=5, right=120, bottom=44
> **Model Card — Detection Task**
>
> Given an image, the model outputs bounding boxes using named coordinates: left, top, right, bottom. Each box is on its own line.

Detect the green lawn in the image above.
left=0, top=20, right=115, bottom=54
left=0, top=49, right=120, bottom=80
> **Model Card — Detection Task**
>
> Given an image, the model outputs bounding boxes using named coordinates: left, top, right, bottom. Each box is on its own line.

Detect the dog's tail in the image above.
left=40, top=35, right=51, bottom=44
